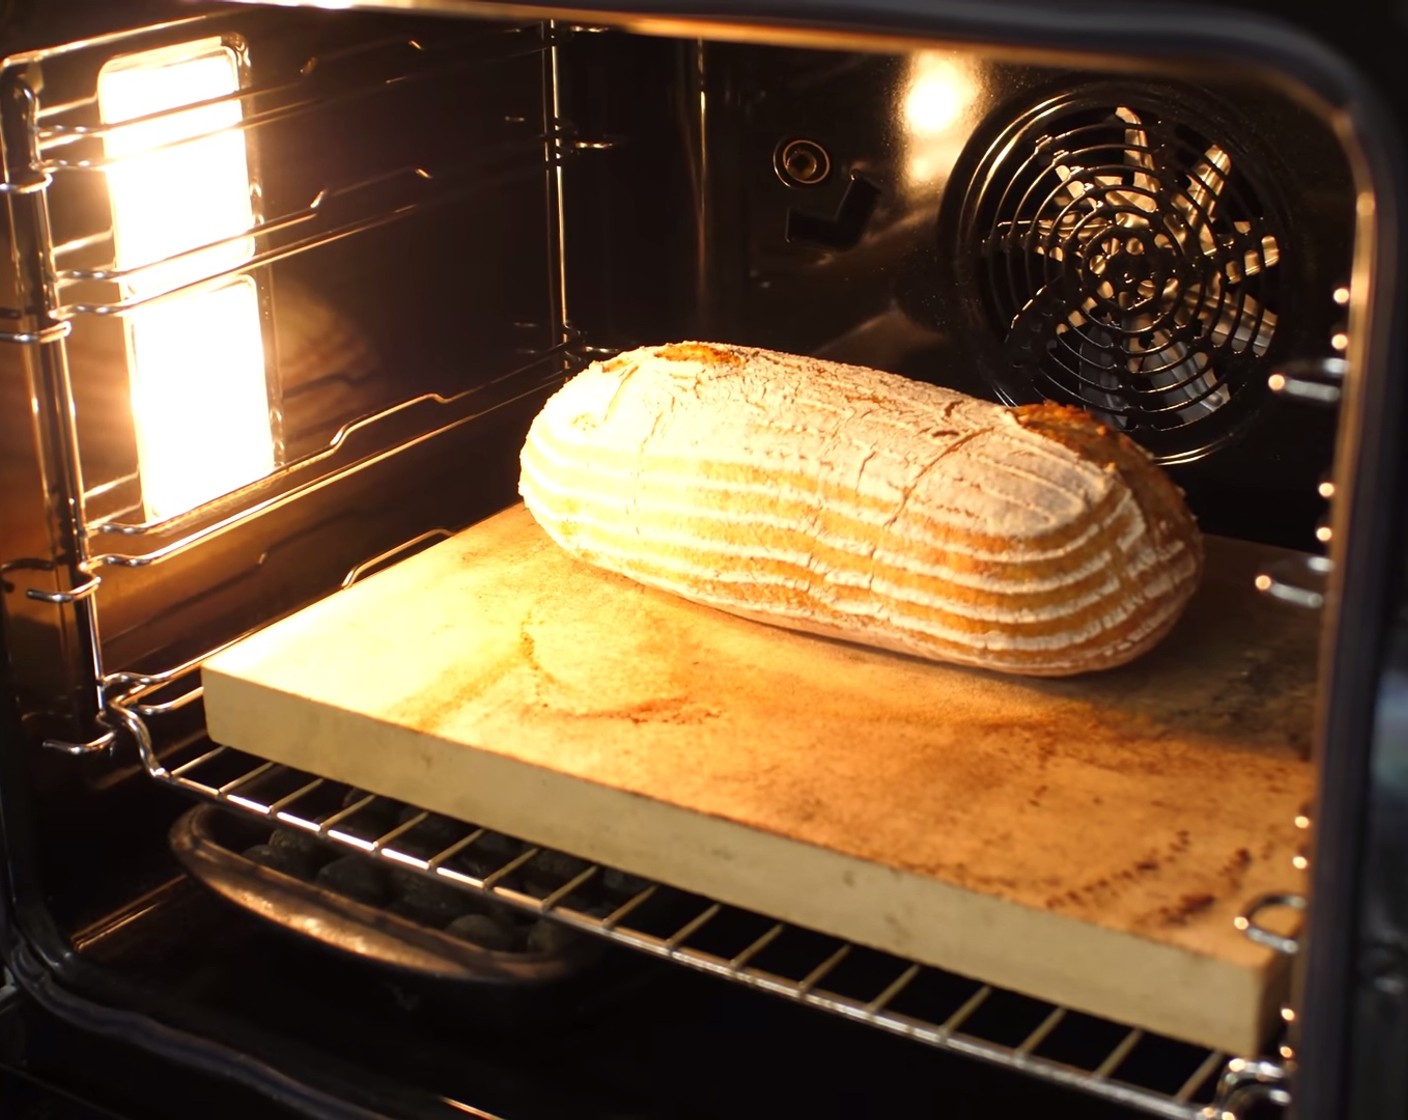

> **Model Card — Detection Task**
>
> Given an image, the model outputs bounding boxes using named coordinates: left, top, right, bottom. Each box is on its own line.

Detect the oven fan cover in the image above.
left=947, top=84, right=1289, bottom=463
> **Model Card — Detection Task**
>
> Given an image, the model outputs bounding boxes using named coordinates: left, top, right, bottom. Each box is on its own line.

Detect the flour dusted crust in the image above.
left=518, top=342, right=1203, bottom=677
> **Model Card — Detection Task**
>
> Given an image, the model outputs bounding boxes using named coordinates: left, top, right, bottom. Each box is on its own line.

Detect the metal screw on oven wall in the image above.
left=774, top=138, right=832, bottom=187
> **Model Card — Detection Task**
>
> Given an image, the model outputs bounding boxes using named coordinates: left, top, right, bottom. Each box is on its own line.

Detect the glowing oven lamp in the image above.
left=99, top=38, right=273, bottom=522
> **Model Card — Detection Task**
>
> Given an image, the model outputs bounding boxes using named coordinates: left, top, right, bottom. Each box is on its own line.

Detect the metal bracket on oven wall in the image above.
left=1255, top=555, right=1332, bottom=612
left=0, top=320, right=67, bottom=344
left=339, top=530, right=453, bottom=589
left=1205, top=1058, right=1291, bottom=1118
left=0, top=558, right=100, bottom=605
left=1268, top=358, right=1348, bottom=407
left=23, top=573, right=101, bottom=606
left=40, top=729, right=117, bottom=757
left=1235, top=891, right=1307, bottom=958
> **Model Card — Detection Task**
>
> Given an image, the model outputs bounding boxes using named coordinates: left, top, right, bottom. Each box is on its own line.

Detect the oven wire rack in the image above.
left=116, top=716, right=1290, bottom=1120
left=92, top=507, right=1305, bottom=1117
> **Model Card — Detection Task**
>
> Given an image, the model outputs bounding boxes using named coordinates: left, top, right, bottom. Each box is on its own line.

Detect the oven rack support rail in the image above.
left=121, top=724, right=1291, bottom=1120
left=0, top=12, right=614, bottom=758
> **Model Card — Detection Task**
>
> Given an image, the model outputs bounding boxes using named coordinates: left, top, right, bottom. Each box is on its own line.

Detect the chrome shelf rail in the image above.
left=36, top=27, right=545, bottom=167
left=0, top=11, right=578, bottom=752
left=84, top=344, right=570, bottom=562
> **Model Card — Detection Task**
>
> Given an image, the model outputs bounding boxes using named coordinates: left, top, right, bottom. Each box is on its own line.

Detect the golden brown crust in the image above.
left=1012, top=406, right=1197, bottom=545
left=1008, top=403, right=1205, bottom=671
left=657, top=342, right=744, bottom=366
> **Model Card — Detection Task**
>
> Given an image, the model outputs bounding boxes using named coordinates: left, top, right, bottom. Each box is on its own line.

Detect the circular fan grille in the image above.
left=962, top=91, right=1284, bottom=460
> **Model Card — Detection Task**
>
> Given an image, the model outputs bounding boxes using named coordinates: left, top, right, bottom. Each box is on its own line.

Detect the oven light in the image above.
left=902, top=54, right=977, bottom=194
left=904, top=57, right=968, bottom=136
left=99, top=39, right=273, bottom=522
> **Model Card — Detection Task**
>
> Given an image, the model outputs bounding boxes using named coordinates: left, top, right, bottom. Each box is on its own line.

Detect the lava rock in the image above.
left=243, top=842, right=320, bottom=881
left=315, top=855, right=391, bottom=906
left=268, top=827, right=331, bottom=867
left=601, top=867, right=652, bottom=898
left=338, top=788, right=401, bottom=834
left=473, top=831, right=526, bottom=860
left=526, top=919, right=580, bottom=956
left=455, top=852, right=499, bottom=882
left=524, top=849, right=593, bottom=896
left=398, top=809, right=470, bottom=857
left=445, top=912, right=520, bottom=952
left=389, top=875, right=475, bottom=927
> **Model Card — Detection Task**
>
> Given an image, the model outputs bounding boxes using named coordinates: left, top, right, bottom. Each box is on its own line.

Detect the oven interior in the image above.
left=0, top=3, right=1364, bottom=1117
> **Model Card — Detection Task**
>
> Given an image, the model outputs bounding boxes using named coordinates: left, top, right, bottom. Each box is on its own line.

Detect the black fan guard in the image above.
left=946, top=83, right=1293, bottom=463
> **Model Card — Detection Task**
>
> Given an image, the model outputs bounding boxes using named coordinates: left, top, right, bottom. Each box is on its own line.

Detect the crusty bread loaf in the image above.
left=518, top=341, right=1203, bottom=677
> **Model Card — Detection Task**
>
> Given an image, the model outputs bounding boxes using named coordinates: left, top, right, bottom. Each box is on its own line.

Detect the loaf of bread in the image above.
left=518, top=342, right=1203, bottom=677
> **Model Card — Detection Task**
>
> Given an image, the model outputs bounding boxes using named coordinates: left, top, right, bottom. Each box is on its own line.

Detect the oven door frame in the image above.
left=0, top=1, right=1404, bottom=1118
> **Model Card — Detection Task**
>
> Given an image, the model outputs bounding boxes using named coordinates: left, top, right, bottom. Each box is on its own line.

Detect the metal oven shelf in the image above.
left=144, top=738, right=1290, bottom=1120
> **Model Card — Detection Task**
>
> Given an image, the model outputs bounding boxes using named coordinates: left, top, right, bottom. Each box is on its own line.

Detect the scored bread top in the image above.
left=519, top=341, right=1203, bottom=676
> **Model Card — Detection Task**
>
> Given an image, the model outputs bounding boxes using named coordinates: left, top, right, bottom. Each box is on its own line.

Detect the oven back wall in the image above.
left=687, top=39, right=1353, bottom=553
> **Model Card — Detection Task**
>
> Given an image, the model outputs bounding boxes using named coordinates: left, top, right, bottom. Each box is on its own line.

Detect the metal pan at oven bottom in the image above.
left=169, top=803, right=664, bottom=1031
